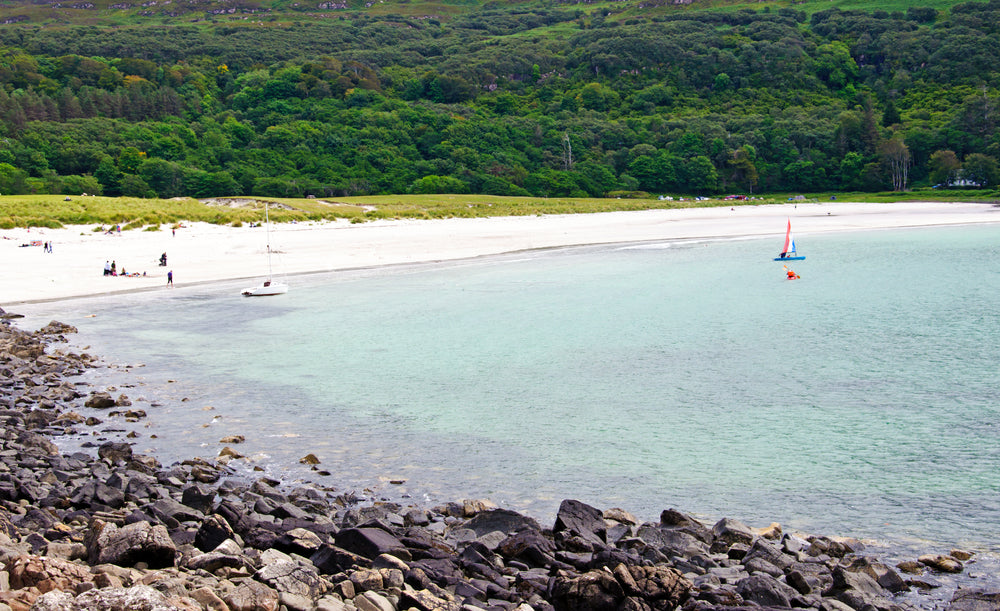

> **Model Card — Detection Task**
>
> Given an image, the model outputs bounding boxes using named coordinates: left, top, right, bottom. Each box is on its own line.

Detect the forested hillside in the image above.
left=1, top=0, right=999, bottom=198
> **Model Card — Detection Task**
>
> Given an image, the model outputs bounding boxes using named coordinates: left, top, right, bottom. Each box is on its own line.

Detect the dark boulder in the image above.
left=736, top=573, right=799, bottom=608
left=195, top=514, right=237, bottom=553
left=311, top=543, right=372, bottom=574
left=824, top=565, right=890, bottom=610
left=85, top=392, right=116, bottom=409
left=180, top=484, right=215, bottom=514
left=550, top=568, right=624, bottom=611
left=496, top=528, right=555, bottom=567
left=554, top=499, right=607, bottom=546
left=97, top=442, right=133, bottom=464
left=463, top=508, right=542, bottom=537
left=614, top=563, right=692, bottom=609
left=335, top=527, right=407, bottom=560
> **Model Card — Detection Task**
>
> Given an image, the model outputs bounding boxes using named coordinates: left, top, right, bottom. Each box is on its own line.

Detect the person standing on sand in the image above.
left=167, top=270, right=173, bottom=286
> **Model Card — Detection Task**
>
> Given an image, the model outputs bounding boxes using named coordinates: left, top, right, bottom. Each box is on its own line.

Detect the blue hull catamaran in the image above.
left=774, top=218, right=805, bottom=261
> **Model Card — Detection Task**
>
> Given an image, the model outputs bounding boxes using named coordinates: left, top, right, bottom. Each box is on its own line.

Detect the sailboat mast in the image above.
left=265, top=204, right=272, bottom=280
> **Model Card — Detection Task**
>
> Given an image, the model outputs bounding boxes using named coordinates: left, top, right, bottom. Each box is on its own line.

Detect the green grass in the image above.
left=2, top=191, right=996, bottom=229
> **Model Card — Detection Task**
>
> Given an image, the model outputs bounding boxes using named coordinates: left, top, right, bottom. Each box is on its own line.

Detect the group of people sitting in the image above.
left=103, top=260, right=145, bottom=278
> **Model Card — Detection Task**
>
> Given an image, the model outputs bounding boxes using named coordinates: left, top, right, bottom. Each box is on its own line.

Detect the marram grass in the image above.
left=1, top=192, right=995, bottom=230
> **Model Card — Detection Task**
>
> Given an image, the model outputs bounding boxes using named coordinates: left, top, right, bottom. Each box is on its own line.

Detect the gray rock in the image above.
left=256, top=559, right=328, bottom=599
left=97, top=441, right=133, bottom=464
left=824, top=565, right=890, bottom=610
left=742, top=537, right=793, bottom=571
left=948, top=589, right=1000, bottom=611
left=711, top=517, right=755, bottom=549
left=32, top=584, right=180, bottom=611
left=87, top=520, right=177, bottom=569
left=224, top=579, right=280, bottom=611
left=463, top=508, right=542, bottom=537
left=636, top=524, right=709, bottom=558
left=736, top=572, right=798, bottom=607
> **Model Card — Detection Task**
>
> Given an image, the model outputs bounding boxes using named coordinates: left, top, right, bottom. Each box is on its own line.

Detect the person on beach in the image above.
left=110, top=261, right=116, bottom=275
left=104, top=261, right=110, bottom=276
left=167, top=270, right=173, bottom=286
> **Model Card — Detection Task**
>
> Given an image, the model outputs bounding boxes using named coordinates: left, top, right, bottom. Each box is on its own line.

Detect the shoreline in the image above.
left=4, top=201, right=999, bottom=305
left=1, top=314, right=997, bottom=611
left=3, top=202, right=1000, bottom=609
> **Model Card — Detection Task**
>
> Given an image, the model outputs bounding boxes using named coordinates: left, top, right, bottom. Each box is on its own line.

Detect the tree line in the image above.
left=1, top=0, right=999, bottom=198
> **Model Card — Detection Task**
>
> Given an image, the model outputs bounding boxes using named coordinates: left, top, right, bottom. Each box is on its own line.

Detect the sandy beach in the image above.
left=3, top=200, right=998, bottom=305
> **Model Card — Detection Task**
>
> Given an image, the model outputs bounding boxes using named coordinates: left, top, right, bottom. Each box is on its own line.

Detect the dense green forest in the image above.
left=1, top=0, right=999, bottom=199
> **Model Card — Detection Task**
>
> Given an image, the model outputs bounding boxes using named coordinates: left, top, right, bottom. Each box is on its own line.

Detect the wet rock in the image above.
left=98, top=441, right=133, bottom=464
left=948, top=589, right=1000, bottom=611
left=920, top=554, right=965, bottom=573
left=846, top=556, right=908, bottom=593
left=824, top=565, right=890, bottom=610
left=85, top=391, right=117, bottom=408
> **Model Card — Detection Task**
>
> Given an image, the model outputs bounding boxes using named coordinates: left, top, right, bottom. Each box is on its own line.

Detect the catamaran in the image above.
left=241, top=203, right=288, bottom=297
left=774, top=218, right=805, bottom=261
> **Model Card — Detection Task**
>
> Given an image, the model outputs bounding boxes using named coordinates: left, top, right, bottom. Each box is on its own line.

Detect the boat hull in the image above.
left=774, top=256, right=805, bottom=261
left=242, top=282, right=288, bottom=297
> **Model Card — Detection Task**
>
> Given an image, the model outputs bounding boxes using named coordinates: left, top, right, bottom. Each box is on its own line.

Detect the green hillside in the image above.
left=1, top=0, right=998, bottom=201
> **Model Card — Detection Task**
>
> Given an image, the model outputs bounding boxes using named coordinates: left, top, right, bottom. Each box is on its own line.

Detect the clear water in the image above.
left=24, top=224, right=1000, bottom=557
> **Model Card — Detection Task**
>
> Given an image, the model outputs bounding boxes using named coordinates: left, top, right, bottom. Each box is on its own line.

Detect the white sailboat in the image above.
left=241, top=203, right=288, bottom=297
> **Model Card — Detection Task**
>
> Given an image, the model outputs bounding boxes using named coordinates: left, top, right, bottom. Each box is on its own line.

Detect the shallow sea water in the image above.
left=20, top=224, right=1000, bottom=578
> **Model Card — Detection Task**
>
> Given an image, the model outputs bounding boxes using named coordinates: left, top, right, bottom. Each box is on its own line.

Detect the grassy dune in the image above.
left=0, top=191, right=995, bottom=230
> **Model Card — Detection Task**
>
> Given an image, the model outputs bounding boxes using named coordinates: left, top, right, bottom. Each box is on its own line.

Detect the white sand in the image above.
left=3, top=200, right=998, bottom=305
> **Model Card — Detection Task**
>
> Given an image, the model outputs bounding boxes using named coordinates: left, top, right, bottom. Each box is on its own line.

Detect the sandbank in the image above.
left=3, top=200, right=998, bottom=305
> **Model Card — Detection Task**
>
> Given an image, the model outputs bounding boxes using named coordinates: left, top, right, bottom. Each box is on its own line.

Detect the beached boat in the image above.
left=241, top=204, right=288, bottom=297
left=774, top=218, right=806, bottom=261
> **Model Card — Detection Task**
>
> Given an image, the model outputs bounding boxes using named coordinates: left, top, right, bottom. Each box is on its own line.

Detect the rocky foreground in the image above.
left=0, top=311, right=997, bottom=611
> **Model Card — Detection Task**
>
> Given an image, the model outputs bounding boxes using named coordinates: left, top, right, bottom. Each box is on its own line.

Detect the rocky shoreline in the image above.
left=1, top=311, right=997, bottom=611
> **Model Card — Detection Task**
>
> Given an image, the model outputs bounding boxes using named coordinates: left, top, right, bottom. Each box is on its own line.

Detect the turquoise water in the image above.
left=39, top=223, right=1000, bottom=553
